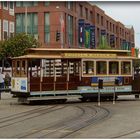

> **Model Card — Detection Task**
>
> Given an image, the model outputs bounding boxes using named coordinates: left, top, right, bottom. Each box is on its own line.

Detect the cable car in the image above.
left=11, top=48, right=137, bottom=103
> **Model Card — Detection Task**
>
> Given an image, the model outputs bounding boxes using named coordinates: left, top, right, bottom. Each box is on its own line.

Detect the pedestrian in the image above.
left=0, top=70, right=4, bottom=89
left=4, top=73, right=11, bottom=88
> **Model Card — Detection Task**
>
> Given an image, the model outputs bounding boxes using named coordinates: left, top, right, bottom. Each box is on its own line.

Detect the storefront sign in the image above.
left=91, top=76, right=123, bottom=84
left=80, top=85, right=132, bottom=93
left=63, top=53, right=116, bottom=58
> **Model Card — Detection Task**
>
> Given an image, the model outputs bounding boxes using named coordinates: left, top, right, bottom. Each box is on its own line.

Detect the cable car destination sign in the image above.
left=62, top=53, right=116, bottom=58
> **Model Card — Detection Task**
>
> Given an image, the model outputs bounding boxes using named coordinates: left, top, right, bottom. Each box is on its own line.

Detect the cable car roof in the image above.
left=12, top=48, right=134, bottom=59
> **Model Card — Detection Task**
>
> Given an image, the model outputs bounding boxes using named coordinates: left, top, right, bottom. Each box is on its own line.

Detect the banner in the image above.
left=110, top=35, right=115, bottom=48
left=131, top=47, right=135, bottom=56
left=122, top=39, right=129, bottom=50
left=78, top=19, right=85, bottom=46
left=85, top=23, right=90, bottom=48
left=90, top=25, right=95, bottom=48
left=101, top=30, right=106, bottom=48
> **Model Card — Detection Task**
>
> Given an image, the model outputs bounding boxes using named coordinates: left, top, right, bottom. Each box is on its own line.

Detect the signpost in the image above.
left=113, top=78, right=119, bottom=104
left=98, top=79, right=103, bottom=106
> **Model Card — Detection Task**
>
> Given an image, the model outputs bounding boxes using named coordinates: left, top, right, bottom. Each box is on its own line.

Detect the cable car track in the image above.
left=15, top=105, right=110, bottom=138
left=0, top=105, right=66, bottom=129
left=111, top=129, right=140, bottom=138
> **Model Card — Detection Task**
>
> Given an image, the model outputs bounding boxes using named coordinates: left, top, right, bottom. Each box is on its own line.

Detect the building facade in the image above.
left=0, top=1, right=15, bottom=41
left=14, top=1, right=135, bottom=49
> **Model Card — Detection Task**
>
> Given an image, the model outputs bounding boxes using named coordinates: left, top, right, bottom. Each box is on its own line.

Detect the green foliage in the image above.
left=133, top=59, right=140, bottom=68
left=0, top=33, right=40, bottom=59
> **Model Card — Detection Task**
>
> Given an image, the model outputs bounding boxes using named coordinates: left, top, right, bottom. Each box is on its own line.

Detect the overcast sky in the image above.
left=93, top=2, right=140, bottom=48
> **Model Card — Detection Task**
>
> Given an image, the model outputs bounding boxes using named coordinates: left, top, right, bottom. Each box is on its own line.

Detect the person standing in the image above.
left=0, top=71, right=4, bottom=89
left=4, top=73, right=11, bottom=88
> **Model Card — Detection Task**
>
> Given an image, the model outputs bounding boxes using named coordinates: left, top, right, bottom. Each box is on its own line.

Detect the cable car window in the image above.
left=109, top=61, right=119, bottom=74
left=21, top=60, right=27, bottom=77
left=121, top=61, right=131, bottom=75
left=16, top=60, right=20, bottom=76
left=83, top=61, right=94, bottom=76
left=96, top=61, right=107, bottom=75
left=29, top=59, right=41, bottom=77
left=12, top=60, right=16, bottom=76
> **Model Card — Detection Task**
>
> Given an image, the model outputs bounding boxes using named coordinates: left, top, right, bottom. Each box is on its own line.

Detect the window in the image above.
left=23, top=2, right=33, bottom=7
left=120, top=39, right=122, bottom=49
left=9, top=22, right=14, bottom=38
left=120, top=28, right=121, bottom=35
left=0, top=2, right=1, bottom=9
left=110, top=22, right=112, bottom=31
left=9, top=2, right=14, bottom=9
left=107, top=33, right=110, bottom=46
left=16, top=2, right=38, bottom=7
left=3, top=20, right=8, bottom=40
left=67, top=15, right=73, bottom=47
left=13, top=60, right=28, bottom=77
left=44, top=13, right=50, bottom=44
left=97, top=28, right=100, bottom=46
left=45, top=1, right=50, bottom=6
left=16, top=2, right=22, bottom=7
left=67, top=2, right=73, bottom=10
left=16, top=61, right=21, bottom=76
left=12, top=61, right=16, bottom=76
left=106, top=20, right=109, bottom=29
left=33, top=2, right=38, bottom=6
left=96, top=61, right=107, bottom=75
left=85, top=8, right=88, bottom=19
left=113, top=24, right=115, bottom=33
left=3, top=1, right=8, bottom=10
left=90, top=11, right=93, bottom=21
left=101, top=16, right=103, bottom=26
left=9, top=2, right=14, bottom=16
left=16, top=14, right=22, bottom=33
left=97, top=13, right=100, bottom=24
left=16, top=13, right=38, bottom=36
left=121, top=61, right=131, bottom=75
left=109, top=61, right=119, bottom=74
left=122, top=29, right=124, bottom=37
left=116, top=26, right=118, bottom=34
left=83, top=61, right=94, bottom=76
left=79, top=5, right=83, bottom=17
left=21, top=60, right=27, bottom=77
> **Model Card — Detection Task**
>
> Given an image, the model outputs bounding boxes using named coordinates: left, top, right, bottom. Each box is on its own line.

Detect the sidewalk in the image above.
left=0, top=92, right=12, bottom=99
left=0, top=92, right=18, bottom=106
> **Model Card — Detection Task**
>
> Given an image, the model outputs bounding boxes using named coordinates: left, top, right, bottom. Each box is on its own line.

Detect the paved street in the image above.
left=0, top=92, right=140, bottom=138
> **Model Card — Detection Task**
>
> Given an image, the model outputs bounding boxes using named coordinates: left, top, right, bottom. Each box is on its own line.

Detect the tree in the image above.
left=0, top=33, right=40, bottom=59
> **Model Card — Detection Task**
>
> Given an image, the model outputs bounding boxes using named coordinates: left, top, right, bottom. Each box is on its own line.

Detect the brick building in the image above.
left=14, top=1, right=135, bottom=49
left=0, top=1, right=15, bottom=41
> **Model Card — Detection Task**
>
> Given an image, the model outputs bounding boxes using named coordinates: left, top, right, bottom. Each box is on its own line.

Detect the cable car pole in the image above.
left=25, top=6, right=27, bottom=35
left=113, top=84, right=115, bottom=105
left=98, top=88, right=101, bottom=106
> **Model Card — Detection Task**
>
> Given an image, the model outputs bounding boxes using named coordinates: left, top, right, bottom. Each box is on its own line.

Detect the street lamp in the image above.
left=25, top=6, right=27, bottom=35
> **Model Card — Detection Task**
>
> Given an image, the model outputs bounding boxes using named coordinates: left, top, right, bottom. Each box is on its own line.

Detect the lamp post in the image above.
left=60, top=13, right=64, bottom=49
left=25, top=6, right=27, bottom=35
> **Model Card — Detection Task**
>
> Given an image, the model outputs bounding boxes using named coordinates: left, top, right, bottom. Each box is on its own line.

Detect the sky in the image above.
left=93, top=2, right=140, bottom=48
